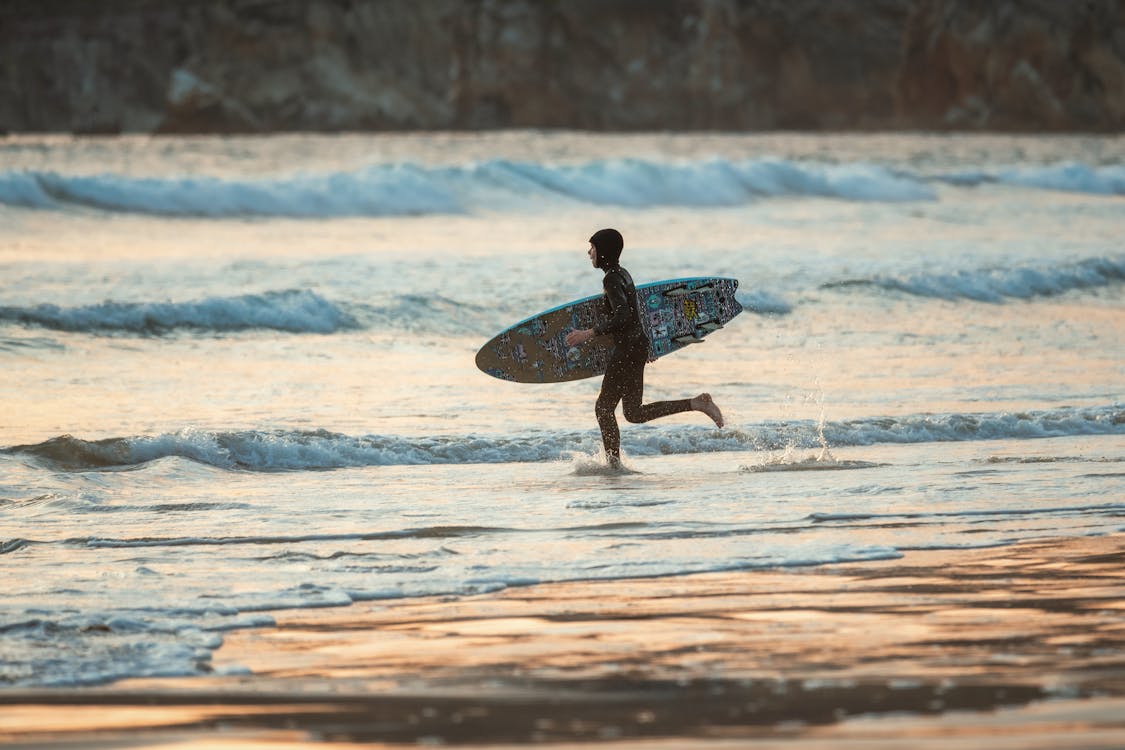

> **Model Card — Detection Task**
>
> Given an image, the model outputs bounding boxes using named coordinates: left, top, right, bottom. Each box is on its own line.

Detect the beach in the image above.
left=1, top=131, right=1122, bottom=746
left=3, top=533, right=1124, bottom=747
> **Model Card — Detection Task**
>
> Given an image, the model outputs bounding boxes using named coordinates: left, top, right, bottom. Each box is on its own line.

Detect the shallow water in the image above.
left=1, top=131, right=1122, bottom=687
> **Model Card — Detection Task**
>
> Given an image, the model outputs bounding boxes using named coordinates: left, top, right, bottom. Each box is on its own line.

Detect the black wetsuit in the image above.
left=593, top=264, right=692, bottom=461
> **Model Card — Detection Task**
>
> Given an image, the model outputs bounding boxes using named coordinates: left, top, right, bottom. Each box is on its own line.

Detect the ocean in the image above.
left=0, top=131, right=1122, bottom=688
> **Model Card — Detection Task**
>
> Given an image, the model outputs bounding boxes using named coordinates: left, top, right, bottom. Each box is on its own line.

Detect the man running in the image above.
left=565, top=228, right=724, bottom=467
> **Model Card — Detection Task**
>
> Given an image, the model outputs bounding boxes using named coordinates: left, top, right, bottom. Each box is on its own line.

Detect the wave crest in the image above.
left=0, top=289, right=356, bottom=334
left=824, top=256, right=1125, bottom=303
left=3, top=158, right=1119, bottom=218
left=6, top=405, right=1121, bottom=472
left=0, top=165, right=461, bottom=217
left=936, top=162, right=1125, bottom=195
left=0, top=158, right=935, bottom=217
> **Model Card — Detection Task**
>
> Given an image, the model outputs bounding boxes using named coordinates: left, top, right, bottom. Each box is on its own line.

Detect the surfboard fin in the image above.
left=674, top=335, right=704, bottom=344
left=665, top=284, right=714, bottom=298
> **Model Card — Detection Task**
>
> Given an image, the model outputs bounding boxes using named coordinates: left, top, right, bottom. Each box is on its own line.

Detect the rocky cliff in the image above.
left=2, top=0, right=1122, bottom=133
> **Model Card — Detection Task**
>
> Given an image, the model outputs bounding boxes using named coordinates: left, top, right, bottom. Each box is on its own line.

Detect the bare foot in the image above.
left=692, top=393, right=724, bottom=428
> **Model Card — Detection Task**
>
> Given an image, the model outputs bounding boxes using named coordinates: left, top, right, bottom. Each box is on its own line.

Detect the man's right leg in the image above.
left=596, top=357, right=628, bottom=464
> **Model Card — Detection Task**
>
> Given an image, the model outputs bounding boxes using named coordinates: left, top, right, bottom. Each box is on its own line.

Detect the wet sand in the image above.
left=3, top=534, right=1124, bottom=748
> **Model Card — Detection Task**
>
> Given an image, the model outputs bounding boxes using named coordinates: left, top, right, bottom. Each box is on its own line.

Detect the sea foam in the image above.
left=937, top=162, right=1125, bottom=195
left=3, top=158, right=1119, bottom=218
left=7, top=405, right=1122, bottom=472
left=0, top=289, right=356, bottom=334
left=0, top=165, right=461, bottom=217
left=824, top=256, right=1125, bottom=303
left=0, top=157, right=935, bottom=217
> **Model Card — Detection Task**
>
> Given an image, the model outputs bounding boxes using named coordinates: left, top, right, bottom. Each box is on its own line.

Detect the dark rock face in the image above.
left=896, top=0, right=1125, bottom=130
left=1, top=0, right=1122, bottom=134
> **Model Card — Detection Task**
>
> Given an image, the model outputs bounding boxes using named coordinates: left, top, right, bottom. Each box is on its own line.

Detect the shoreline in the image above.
left=3, top=534, right=1124, bottom=747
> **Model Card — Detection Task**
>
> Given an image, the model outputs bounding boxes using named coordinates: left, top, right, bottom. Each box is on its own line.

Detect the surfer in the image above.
left=565, top=228, right=724, bottom=467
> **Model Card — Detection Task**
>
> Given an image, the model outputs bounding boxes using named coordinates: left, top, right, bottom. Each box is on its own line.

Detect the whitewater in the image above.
left=1, top=131, right=1122, bottom=688
left=3, top=154, right=1124, bottom=218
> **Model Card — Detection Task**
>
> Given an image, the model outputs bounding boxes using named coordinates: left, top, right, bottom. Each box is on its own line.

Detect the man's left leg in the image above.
left=619, top=344, right=692, bottom=424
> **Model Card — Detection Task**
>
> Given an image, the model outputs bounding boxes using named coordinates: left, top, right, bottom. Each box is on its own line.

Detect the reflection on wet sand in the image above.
left=3, top=534, right=1123, bottom=748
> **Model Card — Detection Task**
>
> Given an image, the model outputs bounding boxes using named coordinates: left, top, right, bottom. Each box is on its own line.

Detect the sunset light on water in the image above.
left=2, top=3, right=1124, bottom=747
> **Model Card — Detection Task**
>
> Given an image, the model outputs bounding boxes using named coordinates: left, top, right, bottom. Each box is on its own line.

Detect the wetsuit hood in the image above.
left=590, top=228, right=623, bottom=269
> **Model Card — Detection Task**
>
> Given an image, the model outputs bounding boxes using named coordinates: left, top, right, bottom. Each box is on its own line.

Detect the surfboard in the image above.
left=475, top=277, right=742, bottom=383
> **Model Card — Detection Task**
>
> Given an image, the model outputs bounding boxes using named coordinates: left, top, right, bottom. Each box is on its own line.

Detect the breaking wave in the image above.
left=0, top=164, right=461, bottom=217
left=0, top=255, right=1115, bottom=342
left=7, top=405, right=1121, bottom=472
left=0, top=289, right=357, bottom=334
left=3, top=157, right=1120, bottom=219
left=0, top=286, right=789, bottom=339
left=0, top=158, right=934, bottom=217
left=824, top=256, right=1125, bottom=303
left=935, top=162, right=1125, bottom=195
